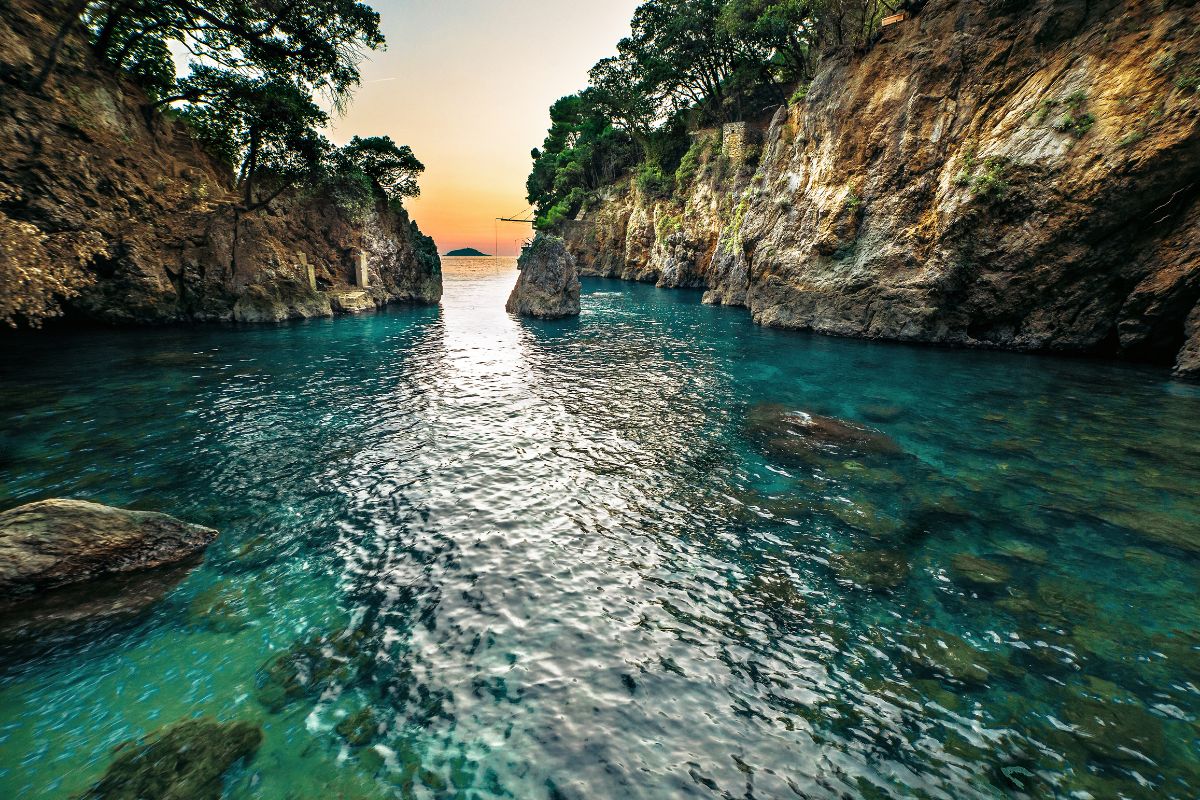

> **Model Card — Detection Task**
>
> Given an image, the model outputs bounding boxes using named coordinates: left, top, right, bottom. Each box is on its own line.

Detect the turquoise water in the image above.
left=2, top=256, right=1200, bottom=799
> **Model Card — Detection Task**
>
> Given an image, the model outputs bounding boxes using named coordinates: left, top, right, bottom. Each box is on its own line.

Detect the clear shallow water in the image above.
left=1, top=255, right=1199, bottom=798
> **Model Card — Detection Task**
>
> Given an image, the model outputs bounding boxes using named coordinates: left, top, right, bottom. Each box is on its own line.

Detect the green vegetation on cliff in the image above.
left=526, top=0, right=910, bottom=227
left=34, top=2, right=425, bottom=215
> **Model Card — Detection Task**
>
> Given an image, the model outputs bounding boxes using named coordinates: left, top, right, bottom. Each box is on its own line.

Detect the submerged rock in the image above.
left=745, top=404, right=903, bottom=463
left=256, top=626, right=370, bottom=712
left=336, top=706, right=379, bottom=747
left=902, top=626, right=1005, bottom=687
left=950, top=554, right=1012, bottom=592
left=0, top=562, right=196, bottom=646
left=81, top=717, right=261, bottom=800
left=857, top=403, right=905, bottom=423
left=830, top=549, right=910, bottom=592
left=0, top=499, right=217, bottom=601
left=505, top=234, right=580, bottom=318
left=1061, top=678, right=1164, bottom=765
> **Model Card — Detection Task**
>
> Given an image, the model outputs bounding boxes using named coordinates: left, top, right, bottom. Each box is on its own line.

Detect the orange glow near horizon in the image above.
left=328, top=1, right=641, bottom=257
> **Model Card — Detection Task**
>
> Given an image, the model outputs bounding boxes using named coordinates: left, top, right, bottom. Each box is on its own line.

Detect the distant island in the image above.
left=445, top=248, right=489, bottom=257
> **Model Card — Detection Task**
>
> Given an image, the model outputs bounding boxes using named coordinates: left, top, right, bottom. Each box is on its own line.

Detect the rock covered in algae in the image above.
left=950, top=554, right=1012, bottom=591
left=901, top=626, right=1005, bottom=687
left=81, top=717, right=261, bottom=800
left=744, top=404, right=903, bottom=463
left=256, top=627, right=370, bottom=712
left=1060, top=677, right=1165, bottom=765
left=335, top=706, right=379, bottom=747
left=830, top=549, right=910, bottom=592
left=505, top=234, right=580, bottom=319
left=0, top=499, right=217, bottom=600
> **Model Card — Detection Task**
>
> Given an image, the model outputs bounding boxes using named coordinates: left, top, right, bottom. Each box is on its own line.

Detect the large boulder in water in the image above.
left=81, top=716, right=262, bottom=800
left=505, top=234, right=580, bottom=319
left=0, top=499, right=217, bottom=601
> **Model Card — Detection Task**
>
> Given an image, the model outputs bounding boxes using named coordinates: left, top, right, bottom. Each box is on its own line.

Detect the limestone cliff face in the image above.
left=0, top=0, right=441, bottom=326
left=563, top=0, right=1200, bottom=377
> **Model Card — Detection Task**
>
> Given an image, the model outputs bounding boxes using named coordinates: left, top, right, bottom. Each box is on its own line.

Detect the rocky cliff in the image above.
left=562, top=0, right=1200, bottom=378
left=0, top=0, right=441, bottom=326
left=506, top=234, right=581, bottom=319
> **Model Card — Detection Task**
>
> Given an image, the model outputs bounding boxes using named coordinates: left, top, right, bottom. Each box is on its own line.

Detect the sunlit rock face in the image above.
left=506, top=234, right=581, bottom=319
left=0, top=0, right=442, bottom=325
left=562, top=0, right=1200, bottom=378
left=0, top=499, right=217, bottom=599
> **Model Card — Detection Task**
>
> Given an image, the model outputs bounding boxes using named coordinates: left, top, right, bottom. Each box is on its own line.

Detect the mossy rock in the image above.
left=830, top=549, right=910, bottom=592
left=746, top=570, right=808, bottom=615
left=902, top=626, right=1007, bottom=687
left=825, top=499, right=907, bottom=541
left=950, top=554, right=1012, bottom=592
left=81, top=717, right=261, bottom=800
left=744, top=404, right=904, bottom=463
left=1035, top=577, right=1098, bottom=623
left=188, top=582, right=262, bottom=634
left=857, top=403, right=905, bottom=423
left=335, top=706, right=378, bottom=747
left=255, top=626, right=370, bottom=712
left=997, top=540, right=1048, bottom=566
left=1061, top=678, right=1164, bottom=765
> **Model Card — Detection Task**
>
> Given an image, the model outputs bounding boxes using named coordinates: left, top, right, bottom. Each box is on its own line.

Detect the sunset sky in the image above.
left=328, top=0, right=642, bottom=256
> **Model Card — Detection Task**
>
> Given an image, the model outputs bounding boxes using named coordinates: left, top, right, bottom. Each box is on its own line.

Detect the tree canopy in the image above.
left=36, top=0, right=423, bottom=215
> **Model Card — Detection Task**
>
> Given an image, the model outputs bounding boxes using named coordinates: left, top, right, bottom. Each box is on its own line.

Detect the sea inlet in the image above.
left=1, top=257, right=1199, bottom=798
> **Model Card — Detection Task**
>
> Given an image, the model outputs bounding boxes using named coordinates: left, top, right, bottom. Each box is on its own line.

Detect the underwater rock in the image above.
left=826, top=499, right=907, bottom=541
left=1099, top=507, right=1200, bottom=554
left=505, top=234, right=580, bottom=319
left=901, top=626, right=1003, bottom=687
left=857, top=404, right=905, bottom=423
left=0, top=561, right=196, bottom=647
left=335, top=706, right=378, bottom=747
left=747, top=570, right=808, bottom=615
left=188, top=581, right=261, bottom=634
left=830, top=549, right=910, bottom=592
left=0, top=499, right=217, bottom=601
left=256, top=626, right=370, bottom=712
left=80, top=716, right=261, bottom=800
left=1035, top=577, right=1098, bottom=626
left=950, top=554, right=1012, bottom=592
left=1061, top=678, right=1164, bottom=765
left=745, top=404, right=903, bottom=461
left=997, top=540, right=1048, bottom=566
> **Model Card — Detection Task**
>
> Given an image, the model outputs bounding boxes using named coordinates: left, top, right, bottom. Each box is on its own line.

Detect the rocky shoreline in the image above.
left=558, top=0, right=1200, bottom=379
left=0, top=0, right=442, bottom=328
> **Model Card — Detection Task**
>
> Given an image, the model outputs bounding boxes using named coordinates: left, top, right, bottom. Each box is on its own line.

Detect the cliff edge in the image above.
left=0, top=0, right=441, bottom=326
left=562, top=0, right=1200, bottom=378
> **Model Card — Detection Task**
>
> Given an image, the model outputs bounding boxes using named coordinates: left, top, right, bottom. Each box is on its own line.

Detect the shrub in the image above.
left=674, top=137, right=710, bottom=193
left=971, top=157, right=1009, bottom=199
left=636, top=162, right=674, bottom=199
left=789, top=83, right=810, bottom=106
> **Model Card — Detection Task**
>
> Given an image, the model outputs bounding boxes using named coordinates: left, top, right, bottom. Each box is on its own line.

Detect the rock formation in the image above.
left=81, top=717, right=262, bottom=800
left=561, top=0, right=1200, bottom=378
left=0, top=0, right=441, bottom=326
left=0, top=499, right=217, bottom=600
left=506, top=234, right=581, bottom=318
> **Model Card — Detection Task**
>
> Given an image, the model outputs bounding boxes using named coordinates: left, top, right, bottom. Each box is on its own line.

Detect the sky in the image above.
left=327, top=0, right=642, bottom=256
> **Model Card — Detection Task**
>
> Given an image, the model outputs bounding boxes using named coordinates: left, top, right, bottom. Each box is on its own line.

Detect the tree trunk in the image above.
left=32, top=0, right=93, bottom=92
left=242, top=128, right=260, bottom=209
